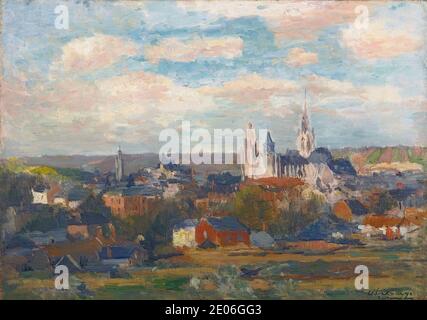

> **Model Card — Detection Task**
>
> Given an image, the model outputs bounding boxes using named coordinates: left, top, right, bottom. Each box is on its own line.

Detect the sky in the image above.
left=1, top=0, right=426, bottom=157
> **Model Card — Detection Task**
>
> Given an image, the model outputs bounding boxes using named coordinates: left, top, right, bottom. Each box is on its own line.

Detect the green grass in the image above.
left=152, top=276, right=188, bottom=291
left=95, top=284, right=149, bottom=299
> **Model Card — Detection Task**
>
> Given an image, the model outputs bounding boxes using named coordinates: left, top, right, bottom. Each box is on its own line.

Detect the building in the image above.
left=67, top=186, right=90, bottom=209
left=172, top=219, right=198, bottom=248
left=297, top=89, right=315, bottom=158
left=99, top=244, right=148, bottom=267
left=24, top=229, right=68, bottom=246
left=242, top=91, right=356, bottom=186
left=207, top=172, right=241, bottom=194
left=67, top=213, right=115, bottom=241
left=195, top=217, right=250, bottom=247
left=359, top=215, right=403, bottom=240
left=32, top=185, right=49, bottom=204
left=44, top=237, right=114, bottom=270
left=115, top=146, right=125, bottom=182
left=32, top=183, right=60, bottom=205
left=53, top=192, right=68, bottom=206
left=102, top=185, right=162, bottom=217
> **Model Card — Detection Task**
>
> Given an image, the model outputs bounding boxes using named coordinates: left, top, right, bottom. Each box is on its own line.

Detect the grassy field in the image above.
left=3, top=241, right=426, bottom=300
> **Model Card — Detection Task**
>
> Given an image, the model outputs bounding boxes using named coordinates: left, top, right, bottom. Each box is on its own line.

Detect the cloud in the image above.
left=199, top=73, right=299, bottom=105
left=341, top=22, right=422, bottom=60
left=285, top=48, right=318, bottom=67
left=305, top=74, right=402, bottom=105
left=144, top=36, right=243, bottom=64
left=51, top=33, right=138, bottom=74
left=177, top=1, right=373, bottom=42
left=198, top=73, right=300, bottom=119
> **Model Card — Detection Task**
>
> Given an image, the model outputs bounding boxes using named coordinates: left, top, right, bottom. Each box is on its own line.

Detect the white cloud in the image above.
left=51, top=33, right=138, bottom=74
left=144, top=36, right=243, bottom=64
left=285, top=48, right=318, bottom=67
left=341, top=21, right=422, bottom=60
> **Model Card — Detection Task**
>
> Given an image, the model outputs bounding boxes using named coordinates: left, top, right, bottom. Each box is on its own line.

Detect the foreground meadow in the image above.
left=3, top=240, right=426, bottom=300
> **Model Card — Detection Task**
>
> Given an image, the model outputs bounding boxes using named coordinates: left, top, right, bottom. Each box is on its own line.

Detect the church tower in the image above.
left=242, top=123, right=279, bottom=179
left=296, top=90, right=315, bottom=158
left=243, top=122, right=258, bottom=179
left=115, top=146, right=124, bottom=182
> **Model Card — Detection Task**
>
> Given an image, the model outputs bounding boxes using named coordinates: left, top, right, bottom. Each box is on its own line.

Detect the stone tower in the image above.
left=296, top=90, right=315, bottom=158
left=243, top=122, right=258, bottom=179
left=243, top=123, right=279, bottom=179
left=115, top=146, right=124, bottom=182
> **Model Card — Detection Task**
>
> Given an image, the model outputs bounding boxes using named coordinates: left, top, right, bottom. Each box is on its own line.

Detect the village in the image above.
left=1, top=114, right=426, bottom=298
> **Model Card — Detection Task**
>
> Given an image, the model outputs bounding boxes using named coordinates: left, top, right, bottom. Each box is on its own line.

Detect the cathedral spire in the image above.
left=301, top=88, right=310, bottom=132
left=296, top=89, right=315, bottom=158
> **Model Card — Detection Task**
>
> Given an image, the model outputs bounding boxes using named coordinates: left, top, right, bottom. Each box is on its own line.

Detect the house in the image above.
left=333, top=199, right=368, bottom=222
left=173, top=219, right=198, bottom=248
left=44, top=237, right=114, bottom=270
left=32, top=183, right=61, bottom=205
left=194, top=193, right=235, bottom=212
left=359, top=215, right=403, bottom=240
left=24, top=229, right=68, bottom=245
left=159, top=163, right=192, bottom=180
left=195, top=217, right=250, bottom=247
left=297, top=214, right=357, bottom=242
left=99, top=244, right=148, bottom=267
left=53, top=192, right=68, bottom=206
left=31, top=184, right=50, bottom=204
left=67, top=187, right=90, bottom=209
left=67, top=213, right=115, bottom=241
left=3, top=236, right=51, bottom=272
left=102, top=185, right=162, bottom=217
left=207, top=172, right=241, bottom=194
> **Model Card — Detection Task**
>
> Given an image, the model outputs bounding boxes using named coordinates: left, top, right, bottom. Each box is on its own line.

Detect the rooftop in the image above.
left=105, top=185, right=162, bottom=197
left=204, top=216, right=249, bottom=232
left=99, top=245, right=143, bottom=260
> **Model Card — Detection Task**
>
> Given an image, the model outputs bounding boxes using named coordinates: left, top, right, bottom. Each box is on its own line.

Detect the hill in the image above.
left=332, top=146, right=427, bottom=174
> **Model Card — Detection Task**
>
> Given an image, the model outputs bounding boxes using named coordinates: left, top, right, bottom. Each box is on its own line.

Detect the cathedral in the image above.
left=242, top=91, right=353, bottom=190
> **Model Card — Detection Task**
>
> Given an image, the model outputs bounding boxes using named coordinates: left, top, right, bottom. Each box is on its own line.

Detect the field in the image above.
left=3, top=241, right=426, bottom=300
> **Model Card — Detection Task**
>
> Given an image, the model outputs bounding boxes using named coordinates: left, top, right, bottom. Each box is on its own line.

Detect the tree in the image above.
left=269, top=186, right=326, bottom=239
left=145, top=200, right=190, bottom=249
left=233, top=186, right=276, bottom=231
left=79, top=192, right=111, bottom=217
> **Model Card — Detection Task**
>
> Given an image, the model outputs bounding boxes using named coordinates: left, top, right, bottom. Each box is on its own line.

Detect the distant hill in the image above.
left=20, top=153, right=160, bottom=175
left=332, top=146, right=427, bottom=174
left=11, top=146, right=427, bottom=175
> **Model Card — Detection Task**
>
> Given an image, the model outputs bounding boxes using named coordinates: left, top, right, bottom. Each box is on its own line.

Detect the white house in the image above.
left=172, top=219, right=198, bottom=248
left=32, top=185, right=49, bottom=204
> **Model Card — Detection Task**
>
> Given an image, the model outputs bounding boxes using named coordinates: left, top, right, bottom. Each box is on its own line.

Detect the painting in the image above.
left=0, top=0, right=426, bottom=301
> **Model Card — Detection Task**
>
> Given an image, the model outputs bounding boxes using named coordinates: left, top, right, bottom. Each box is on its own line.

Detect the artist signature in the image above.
left=368, top=288, right=414, bottom=300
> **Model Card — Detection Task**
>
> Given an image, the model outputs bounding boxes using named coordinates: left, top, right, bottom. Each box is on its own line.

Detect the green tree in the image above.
left=79, top=192, right=111, bottom=217
left=233, top=186, right=275, bottom=231
left=269, top=187, right=326, bottom=238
